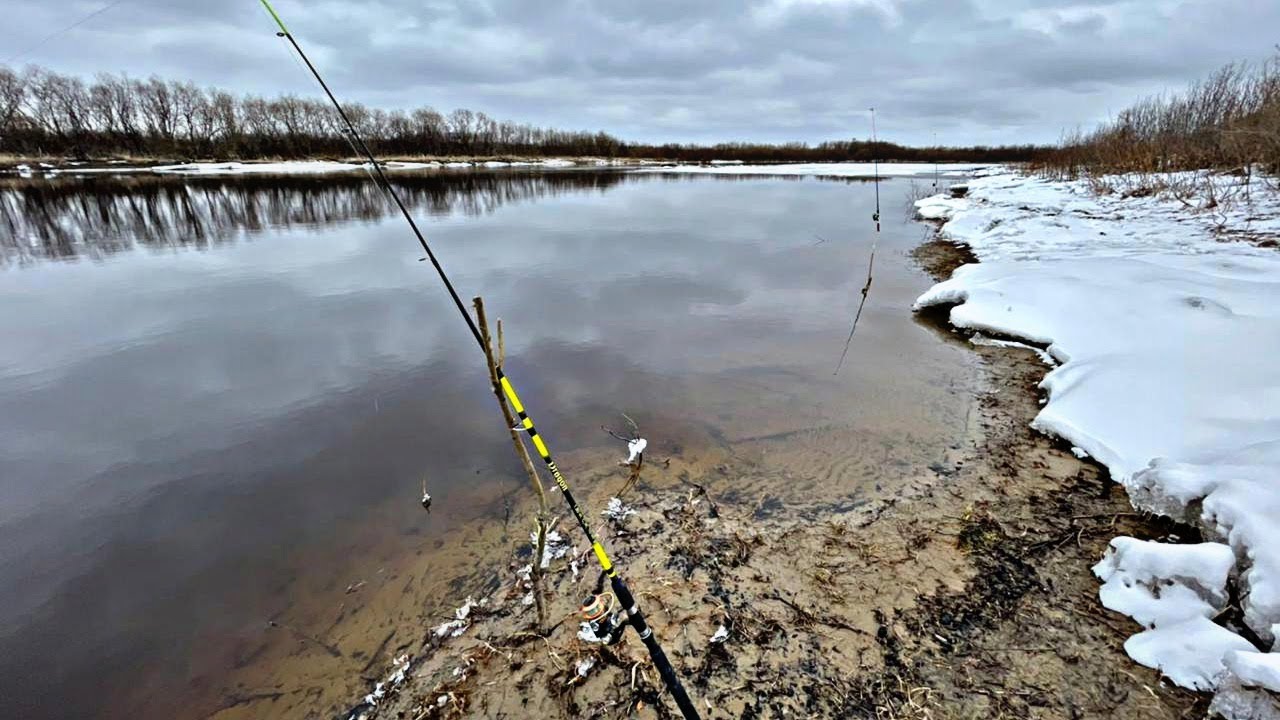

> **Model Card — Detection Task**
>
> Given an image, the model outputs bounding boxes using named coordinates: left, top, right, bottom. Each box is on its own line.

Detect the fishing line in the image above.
left=933, top=131, right=939, bottom=189
left=833, top=109, right=880, bottom=375
left=255, top=3, right=700, bottom=717
left=3, top=0, right=129, bottom=66
left=870, top=107, right=880, bottom=232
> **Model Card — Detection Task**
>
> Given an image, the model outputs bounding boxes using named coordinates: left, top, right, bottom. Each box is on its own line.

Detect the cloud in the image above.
left=2, top=0, right=1276, bottom=145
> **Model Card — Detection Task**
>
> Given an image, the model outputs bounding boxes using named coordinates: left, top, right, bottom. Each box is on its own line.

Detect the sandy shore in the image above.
left=251, top=236, right=1210, bottom=720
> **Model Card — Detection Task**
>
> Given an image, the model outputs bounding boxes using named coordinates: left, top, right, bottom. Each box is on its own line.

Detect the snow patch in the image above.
left=1124, top=616, right=1255, bottom=691
left=602, top=496, right=637, bottom=521
left=913, top=169, right=1280, bottom=699
left=914, top=195, right=969, bottom=220
left=1092, top=537, right=1234, bottom=628
left=152, top=161, right=362, bottom=175
left=640, top=162, right=993, bottom=178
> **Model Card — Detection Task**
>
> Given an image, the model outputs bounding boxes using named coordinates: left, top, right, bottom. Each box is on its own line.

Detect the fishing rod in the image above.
left=255, top=3, right=701, bottom=717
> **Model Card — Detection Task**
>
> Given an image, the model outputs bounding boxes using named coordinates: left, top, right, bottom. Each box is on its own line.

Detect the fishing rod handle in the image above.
left=610, top=575, right=702, bottom=720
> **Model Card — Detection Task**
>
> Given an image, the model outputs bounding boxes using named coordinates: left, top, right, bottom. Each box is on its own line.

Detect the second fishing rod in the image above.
left=256, top=2, right=700, bottom=718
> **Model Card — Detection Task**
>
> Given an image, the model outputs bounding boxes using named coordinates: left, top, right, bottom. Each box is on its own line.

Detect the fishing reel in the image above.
left=579, top=572, right=629, bottom=646
left=580, top=591, right=627, bottom=645
left=871, top=211, right=880, bottom=223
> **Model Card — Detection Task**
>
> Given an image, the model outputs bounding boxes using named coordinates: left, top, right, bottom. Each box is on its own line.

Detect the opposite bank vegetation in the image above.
left=0, top=62, right=1041, bottom=164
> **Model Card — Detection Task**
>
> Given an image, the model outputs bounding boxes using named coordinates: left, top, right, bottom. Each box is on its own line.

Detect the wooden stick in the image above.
left=474, top=296, right=549, bottom=633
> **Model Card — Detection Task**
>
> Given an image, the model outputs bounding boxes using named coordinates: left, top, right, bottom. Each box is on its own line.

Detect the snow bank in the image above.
left=913, top=170, right=1280, bottom=700
left=639, top=162, right=992, bottom=178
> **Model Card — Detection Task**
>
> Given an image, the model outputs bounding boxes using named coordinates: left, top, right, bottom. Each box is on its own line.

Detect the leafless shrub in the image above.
left=902, top=180, right=935, bottom=221
left=1039, top=51, right=1280, bottom=183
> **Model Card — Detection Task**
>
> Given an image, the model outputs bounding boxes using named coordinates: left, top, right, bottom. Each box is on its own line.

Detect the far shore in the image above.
left=0, top=156, right=996, bottom=176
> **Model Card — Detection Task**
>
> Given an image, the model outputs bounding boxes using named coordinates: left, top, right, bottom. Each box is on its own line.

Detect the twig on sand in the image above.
left=769, top=590, right=872, bottom=637
left=834, top=243, right=877, bottom=375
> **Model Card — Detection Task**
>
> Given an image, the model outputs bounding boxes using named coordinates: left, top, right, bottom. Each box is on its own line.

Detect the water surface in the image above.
left=0, top=168, right=978, bottom=718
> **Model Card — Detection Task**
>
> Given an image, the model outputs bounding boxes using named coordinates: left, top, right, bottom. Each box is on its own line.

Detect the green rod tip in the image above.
left=259, top=0, right=289, bottom=34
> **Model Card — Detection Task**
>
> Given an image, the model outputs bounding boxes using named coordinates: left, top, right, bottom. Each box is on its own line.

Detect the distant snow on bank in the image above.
left=914, top=170, right=1280, bottom=711
left=147, top=159, right=583, bottom=175
left=639, top=162, right=992, bottom=177
left=152, top=161, right=363, bottom=175
left=22, top=159, right=590, bottom=177
left=17, top=159, right=992, bottom=178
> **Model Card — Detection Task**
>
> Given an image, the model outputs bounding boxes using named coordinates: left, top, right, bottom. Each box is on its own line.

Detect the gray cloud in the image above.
left=3, top=0, right=1277, bottom=145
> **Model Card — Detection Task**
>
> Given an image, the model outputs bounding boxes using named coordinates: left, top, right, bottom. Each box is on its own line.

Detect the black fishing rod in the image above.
left=255, top=2, right=700, bottom=717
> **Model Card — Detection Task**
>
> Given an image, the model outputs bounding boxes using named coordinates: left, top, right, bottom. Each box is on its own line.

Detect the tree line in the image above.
left=0, top=63, right=1046, bottom=163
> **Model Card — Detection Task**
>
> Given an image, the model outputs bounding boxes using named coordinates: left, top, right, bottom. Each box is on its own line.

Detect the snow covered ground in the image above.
left=914, top=170, right=1280, bottom=713
left=638, top=161, right=990, bottom=178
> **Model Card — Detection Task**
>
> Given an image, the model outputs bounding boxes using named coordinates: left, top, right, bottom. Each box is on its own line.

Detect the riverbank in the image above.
left=278, top=245, right=1215, bottom=720
left=915, top=169, right=1280, bottom=717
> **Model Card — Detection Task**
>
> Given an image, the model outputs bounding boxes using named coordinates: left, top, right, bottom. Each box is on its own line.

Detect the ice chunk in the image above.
left=1124, top=616, right=1254, bottom=691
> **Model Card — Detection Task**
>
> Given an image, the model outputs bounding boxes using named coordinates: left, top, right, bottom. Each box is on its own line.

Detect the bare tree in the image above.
left=0, top=61, right=1053, bottom=163
left=135, top=77, right=176, bottom=144
left=0, top=67, right=25, bottom=138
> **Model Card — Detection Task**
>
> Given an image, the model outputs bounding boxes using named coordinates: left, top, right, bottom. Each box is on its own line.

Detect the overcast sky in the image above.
left=4, top=0, right=1278, bottom=146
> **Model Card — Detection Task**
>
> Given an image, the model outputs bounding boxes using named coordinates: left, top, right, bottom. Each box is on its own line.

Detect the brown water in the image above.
left=0, top=168, right=979, bottom=718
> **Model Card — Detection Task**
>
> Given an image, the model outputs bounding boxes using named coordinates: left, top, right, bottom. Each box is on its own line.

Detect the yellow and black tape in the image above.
left=497, top=370, right=614, bottom=575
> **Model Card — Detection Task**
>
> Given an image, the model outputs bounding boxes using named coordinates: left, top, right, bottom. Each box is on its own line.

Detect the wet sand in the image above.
left=212, top=238, right=1214, bottom=719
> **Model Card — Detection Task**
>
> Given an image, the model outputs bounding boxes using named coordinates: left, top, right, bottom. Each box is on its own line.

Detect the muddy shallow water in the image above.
left=0, top=168, right=979, bottom=718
